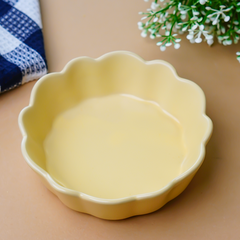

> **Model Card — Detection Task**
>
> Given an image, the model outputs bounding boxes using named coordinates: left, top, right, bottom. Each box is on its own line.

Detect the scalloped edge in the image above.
left=18, top=51, right=213, bottom=218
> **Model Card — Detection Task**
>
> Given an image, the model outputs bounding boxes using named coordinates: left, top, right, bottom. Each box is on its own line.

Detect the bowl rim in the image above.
left=18, top=50, right=213, bottom=205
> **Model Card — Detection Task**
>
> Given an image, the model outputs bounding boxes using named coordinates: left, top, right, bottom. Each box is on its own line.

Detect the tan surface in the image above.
left=0, top=0, right=240, bottom=238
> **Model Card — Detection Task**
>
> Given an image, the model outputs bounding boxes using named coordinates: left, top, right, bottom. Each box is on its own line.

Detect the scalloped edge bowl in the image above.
left=19, top=51, right=213, bottom=220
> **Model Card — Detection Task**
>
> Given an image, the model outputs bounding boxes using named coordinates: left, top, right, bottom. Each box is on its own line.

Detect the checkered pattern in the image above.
left=0, top=0, right=47, bottom=93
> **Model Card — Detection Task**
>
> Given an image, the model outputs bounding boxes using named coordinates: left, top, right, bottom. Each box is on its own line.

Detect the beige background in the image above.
left=1, top=0, right=240, bottom=239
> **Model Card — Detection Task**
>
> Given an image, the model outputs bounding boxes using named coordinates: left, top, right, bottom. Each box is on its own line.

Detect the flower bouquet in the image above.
left=138, top=0, right=240, bottom=62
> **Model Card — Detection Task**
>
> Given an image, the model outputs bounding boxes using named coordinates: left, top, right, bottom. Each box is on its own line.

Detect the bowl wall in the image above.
left=19, top=51, right=212, bottom=219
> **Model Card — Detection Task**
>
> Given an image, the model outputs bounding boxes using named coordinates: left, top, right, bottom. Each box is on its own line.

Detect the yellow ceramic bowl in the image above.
left=19, top=51, right=212, bottom=220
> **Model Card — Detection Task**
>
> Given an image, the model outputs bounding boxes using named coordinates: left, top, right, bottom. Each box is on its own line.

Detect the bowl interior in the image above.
left=21, top=52, right=210, bottom=199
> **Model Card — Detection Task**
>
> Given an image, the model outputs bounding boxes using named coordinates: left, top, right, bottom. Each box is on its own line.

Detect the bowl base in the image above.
left=43, top=94, right=187, bottom=199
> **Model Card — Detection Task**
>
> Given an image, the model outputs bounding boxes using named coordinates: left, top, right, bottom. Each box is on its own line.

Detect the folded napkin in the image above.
left=0, top=0, right=47, bottom=93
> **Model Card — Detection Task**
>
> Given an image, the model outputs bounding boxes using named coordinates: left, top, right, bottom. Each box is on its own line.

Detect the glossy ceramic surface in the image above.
left=18, top=51, right=212, bottom=220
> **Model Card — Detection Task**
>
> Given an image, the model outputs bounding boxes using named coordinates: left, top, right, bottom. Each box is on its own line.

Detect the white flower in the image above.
left=174, top=43, right=180, bottom=49
left=206, top=34, right=214, bottom=45
left=190, top=38, right=195, bottom=43
left=141, top=16, right=148, bottom=20
left=181, top=14, right=187, bottom=20
left=182, top=25, right=189, bottom=32
left=237, top=53, right=240, bottom=63
left=138, top=22, right=144, bottom=30
left=192, top=10, right=200, bottom=16
left=190, top=16, right=198, bottom=21
left=178, top=3, right=191, bottom=18
left=141, top=30, right=148, bottom=38
left=165, top=31, right=170, bottom=36
left=217, top=36, right=223, bottom=43
left=180, top=10, right=187, bottom=15
left=223, top=39, right=232, bottom=46
left=192, top=24, right=198, bottom=30
left=160, top=45, right=166, bottom=51
left=159, top=13, right=166, bottom=23
left=195, top=37, right=202, bottom=43
left=175, top=24, right=181, bottom=29
left=207, top=39, right=214, bottom=45
left=150, top=34, right=155, bottom=39
left=199, top=0, right=207, bottom=5
left=172, top=26, right=177, bottom=32
left=206, top=5, right=232, bottom=25
left=187, top=33, right=194, bottom=40
left=234, top=37, right=239, bottom=44
left=221, top=26, right=226, bottom=34
left=166, top=23, right=172, bottom=30
left=205, top=18, right=211, bottom=23
left=186, top=24, right=213, bottom=45
left=151, top=2, right=159, bottom=10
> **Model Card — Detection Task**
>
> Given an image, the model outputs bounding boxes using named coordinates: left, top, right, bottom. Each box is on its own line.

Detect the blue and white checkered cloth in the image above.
left=0, top=0, right=47, bottom=93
